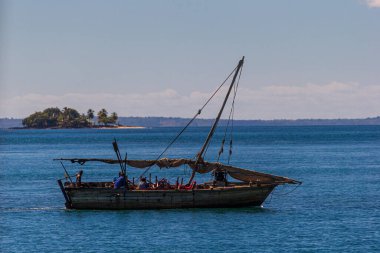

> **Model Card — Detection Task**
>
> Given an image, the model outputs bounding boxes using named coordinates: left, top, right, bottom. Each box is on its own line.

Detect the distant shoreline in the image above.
left=1, top=116, right=380, bottom=129
left=7, top=125, right=146, bottom=130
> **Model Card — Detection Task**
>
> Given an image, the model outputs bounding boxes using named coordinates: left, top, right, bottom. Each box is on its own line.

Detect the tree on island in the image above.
left=22, top=107, right=61, bottom=128
left=59, top=107, right=90, bottom=128
left=97, top=109, right=108, bottom=125
left=87, top=109, right=95, bottom=125
left=109, top=112, right=118, bottom=124
left=22, top=107, right=120, bottom=128
left=97, top=109, right=118, bottom=126
left=22, top=107, right=91, bottom=128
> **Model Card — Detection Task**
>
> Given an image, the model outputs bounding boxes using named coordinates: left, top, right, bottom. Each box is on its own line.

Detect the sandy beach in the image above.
left=96, top=126, right=145, bottom=129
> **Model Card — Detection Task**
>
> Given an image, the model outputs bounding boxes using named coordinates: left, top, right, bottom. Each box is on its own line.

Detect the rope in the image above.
left=266, top=190, right=274, bottom=204
left=139, top=65, right=238, bottom=178
left=203, top=137, right=212, bottom=161
left=271, top=184, right=301, bottom=196
left=265, top=183, right=300, bottom=205
left=199, top=65, right=238, bottom=113
left=215, top=64, right=243, bottom=163
left=216, top=94, right=234, bottom=162
left=228, top=64, right=243, bottom=164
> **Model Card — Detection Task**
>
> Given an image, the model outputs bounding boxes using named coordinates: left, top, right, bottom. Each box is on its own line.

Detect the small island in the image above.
left=21, top=107, right=142, bottom=129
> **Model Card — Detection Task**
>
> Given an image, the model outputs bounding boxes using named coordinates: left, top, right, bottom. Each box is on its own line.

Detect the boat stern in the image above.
left=57, top=179, right=73, bottom=209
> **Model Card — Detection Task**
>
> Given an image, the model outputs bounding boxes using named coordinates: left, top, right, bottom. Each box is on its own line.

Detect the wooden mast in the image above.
left=187, top=56, right=245, bottom=184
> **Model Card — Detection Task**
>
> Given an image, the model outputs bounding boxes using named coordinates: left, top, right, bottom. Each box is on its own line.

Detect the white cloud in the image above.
left=364, top=0, right=380, bottom=7
left=1, top=82, right=380, bottom=119
left=235, top=82, right=380, bottom=119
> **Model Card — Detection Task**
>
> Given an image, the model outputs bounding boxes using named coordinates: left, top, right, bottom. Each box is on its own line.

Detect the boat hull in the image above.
left=61, top=184, right=276, bottom=210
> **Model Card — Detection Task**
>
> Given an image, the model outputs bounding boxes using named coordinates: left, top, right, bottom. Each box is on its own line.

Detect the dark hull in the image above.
left=59, top=183, right=276, bottom=210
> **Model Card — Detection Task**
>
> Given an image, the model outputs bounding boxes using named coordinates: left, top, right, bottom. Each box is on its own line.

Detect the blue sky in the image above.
left=1, top=0, right=379, bottom=119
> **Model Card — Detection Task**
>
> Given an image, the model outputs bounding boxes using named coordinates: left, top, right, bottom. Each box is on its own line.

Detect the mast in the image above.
left=188, top=56, right=244, bottom=184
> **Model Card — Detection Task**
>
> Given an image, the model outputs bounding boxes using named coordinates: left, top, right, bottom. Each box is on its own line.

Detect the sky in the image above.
left=1, top=0, right=379, bottom=120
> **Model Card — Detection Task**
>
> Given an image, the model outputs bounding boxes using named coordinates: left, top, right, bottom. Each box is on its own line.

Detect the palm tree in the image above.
left=109, top=112, right=118, bottom=125
left=97, top=109, right=108, bottom=126
left=87, top=109, right=95, bottom=126
left=87, top=109, right=94, bottom=120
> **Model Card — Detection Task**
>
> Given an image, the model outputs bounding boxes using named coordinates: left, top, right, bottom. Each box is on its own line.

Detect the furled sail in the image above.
left=54, top=158, right=301, bottom=185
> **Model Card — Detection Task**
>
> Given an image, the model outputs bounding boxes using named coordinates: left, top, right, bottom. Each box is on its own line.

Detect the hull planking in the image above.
left=60, top=182, right=276, bottom=210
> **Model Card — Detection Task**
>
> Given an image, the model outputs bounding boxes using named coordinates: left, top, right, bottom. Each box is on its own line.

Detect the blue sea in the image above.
left=1, top=126, right=379, bottom=252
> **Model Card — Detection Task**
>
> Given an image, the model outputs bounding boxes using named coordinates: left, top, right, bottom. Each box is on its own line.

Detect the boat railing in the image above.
left=62, top=180, right=276, bottom=191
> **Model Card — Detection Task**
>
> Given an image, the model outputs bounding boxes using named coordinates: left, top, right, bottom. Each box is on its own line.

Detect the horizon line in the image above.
left=1, top=115, right=379, bottom=121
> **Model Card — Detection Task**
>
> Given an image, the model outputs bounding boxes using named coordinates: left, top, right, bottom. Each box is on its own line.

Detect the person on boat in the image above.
left=114, top=172, right=126, bottom=189
left=157, top=178, right=170, bottom=189
left=213, top=169, right=228, bottom=186
left=76, top=170, right=83, bottom=187
left=138, top=177, right=149, bottom=190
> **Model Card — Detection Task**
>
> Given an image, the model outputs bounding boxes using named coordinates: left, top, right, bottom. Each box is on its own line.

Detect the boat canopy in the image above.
left=54, top=158, right=301, bottom=185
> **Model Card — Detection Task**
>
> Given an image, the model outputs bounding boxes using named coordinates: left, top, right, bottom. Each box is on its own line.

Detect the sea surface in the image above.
left=1, top=126, right=379, bottom=252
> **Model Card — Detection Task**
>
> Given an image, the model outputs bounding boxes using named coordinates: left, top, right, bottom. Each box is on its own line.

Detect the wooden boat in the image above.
left=56, top=57, right=301, bottom=210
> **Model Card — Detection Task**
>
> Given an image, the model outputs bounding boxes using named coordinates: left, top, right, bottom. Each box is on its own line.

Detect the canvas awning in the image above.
left=54, top=158, right=301, bottom=185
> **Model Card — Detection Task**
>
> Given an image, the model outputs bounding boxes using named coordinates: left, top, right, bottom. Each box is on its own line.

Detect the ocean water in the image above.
left=0, top=126, right=379, bottom=252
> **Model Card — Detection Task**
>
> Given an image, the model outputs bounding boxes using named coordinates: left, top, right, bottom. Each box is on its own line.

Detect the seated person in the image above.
left=138, top=177, right=150, bottom=190
left=213, top=170, right=228, bottom=186
left=114, top=172, right=126, bottom=189
left=76, top=170, right=83, bottom=187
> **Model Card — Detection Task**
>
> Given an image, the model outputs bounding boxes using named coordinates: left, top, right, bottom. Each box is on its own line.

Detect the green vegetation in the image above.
left=97, top=109, right=118, bottom=126
left=22, top=107, right=119, bottom=128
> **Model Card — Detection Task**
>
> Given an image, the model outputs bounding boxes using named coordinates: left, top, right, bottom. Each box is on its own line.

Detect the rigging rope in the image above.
left=228, top=64, right=243, bottom=164
left=215, top=64, right=243, bottom=164
left=216, top=94, right=234, bottom=162
left=139, top=65, right=239, bottom=178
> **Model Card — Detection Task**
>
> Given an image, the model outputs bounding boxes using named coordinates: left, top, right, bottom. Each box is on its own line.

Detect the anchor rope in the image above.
left=271, top=184, right=301, bottom=196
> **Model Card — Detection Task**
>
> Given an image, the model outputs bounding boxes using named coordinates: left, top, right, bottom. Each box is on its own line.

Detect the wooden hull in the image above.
left=60, top=183, right=276, bottom=210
